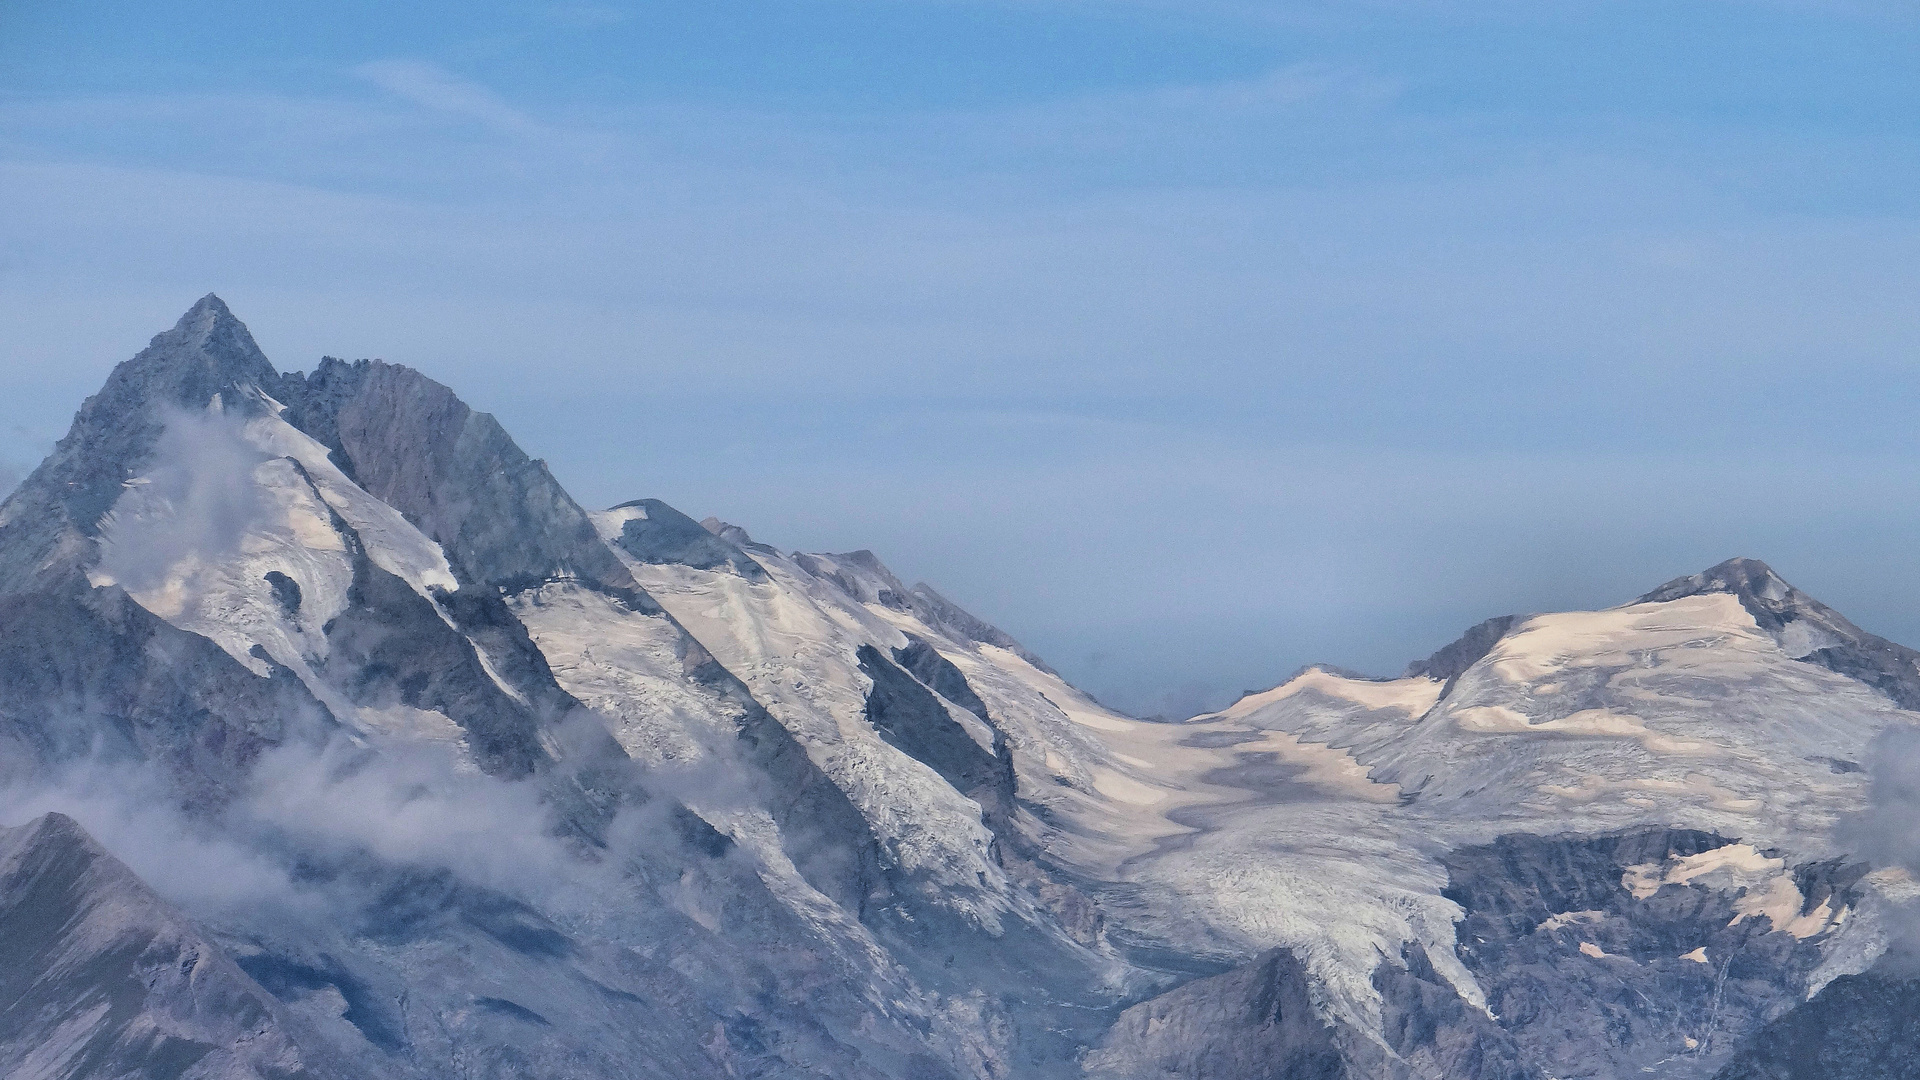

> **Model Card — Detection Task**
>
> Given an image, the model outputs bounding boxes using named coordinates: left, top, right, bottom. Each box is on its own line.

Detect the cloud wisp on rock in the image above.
left=1844, top=722, right=1920, bottom=970
left=93, top=405, right=275, bottom=597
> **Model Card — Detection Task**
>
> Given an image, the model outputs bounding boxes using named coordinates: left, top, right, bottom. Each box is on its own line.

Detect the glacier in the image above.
left=0, top=294, right=1912, bottom=1078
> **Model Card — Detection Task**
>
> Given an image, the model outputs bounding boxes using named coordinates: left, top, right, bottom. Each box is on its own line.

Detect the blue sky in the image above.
left=4, top=0, right=1919, bottom=715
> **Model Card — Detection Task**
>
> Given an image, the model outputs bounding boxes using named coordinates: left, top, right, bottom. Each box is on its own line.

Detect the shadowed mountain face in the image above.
left=279, top=358, right=638, bottom=593
left=1711, top=970, right=1920, bottom=1080
left=1, top=297, right=1918, bottom=1079
left=605, top=499, right=768, bottom=581
left=0, top=812, right=337, bottom=1080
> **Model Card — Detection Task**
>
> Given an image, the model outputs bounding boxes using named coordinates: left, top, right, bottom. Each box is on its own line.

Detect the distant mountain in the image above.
left=0, top=296, right=1914, bottom=1078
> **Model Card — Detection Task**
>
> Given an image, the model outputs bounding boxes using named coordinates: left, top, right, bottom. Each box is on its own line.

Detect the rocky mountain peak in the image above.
left=11, top=298, right=1920, bottom=1079
left=1388, top=556, right=1920, bottom=716
left=698, top=516, right=763, bottom=550
left=1637, top=556, right=1875, bottom=652
left=0, top=811, right=334, bottom=1080
left=8, top=809, right=89, bottom=851
left=792, top=550, right=913, bottom=609
left=603, top=499, right=768, bottom=581
left=1638, top=557, right=1800, bottom=611
left=120, top=293, right=281, bottom=411
left=1406, top=613, right=1521, bottom=688
left=170, top=292, right=250, bottom=350
left=272, top=357, right=639, bottom=593
left=1630, top=556, right=1920, bottom=709
left=0, top=297, right=289, bottom=591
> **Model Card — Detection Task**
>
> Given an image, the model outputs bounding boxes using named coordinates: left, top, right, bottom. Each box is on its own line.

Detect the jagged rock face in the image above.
left=1366, top=943, right=1541, bottom=1080
left=0, top=813, right=339, bottom=1080
left=1405, top=614, right=1518, bottom=688
left=0, top=300, right=1002, bottom=1078
left=316, top=535, right=553, bottom=778
left=278, top=358, right=636, bottom=592
left=0, top=295, right=278, bottom=597
left=1442, top=829, right=1867, bottom=1078
left=1711, top=969, right=1920, bottom=1079
left=856, top=644, right=1010, bottom=820
left=1084, top=948, right=1349, bottom=1080
left=0, top=586, right=334, bottom=804
left=1085, top=941, right=1542, bottom=1080
left=1083, top=825, right=1871, bottom=1080
left=5, top=296, right=1920, bottom=1080
left=605, top=500, right=768, bottom=580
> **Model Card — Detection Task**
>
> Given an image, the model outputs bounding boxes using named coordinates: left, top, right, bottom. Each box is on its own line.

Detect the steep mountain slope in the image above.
left=1062, top=562, right=1916, bottom=1078
left=2, top=296, right=1916, bottom=1079
left=0, top=298, right=1084, bottom=1078
left=597, top=500, right=1919, bottom=1077
left=1711, top=968, right=1920, bottom=1079
left=1640, top=558, right=1920, bottom=711
left=554, top=504, right=1141, bottom=1066
left=0, top=812, right=339, bottom=1080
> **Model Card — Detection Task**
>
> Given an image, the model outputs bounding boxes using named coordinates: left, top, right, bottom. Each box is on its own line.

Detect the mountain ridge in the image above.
left=0, top=810, right=344, bottom=1080
left=0, top=296, right=1915, bottom=1079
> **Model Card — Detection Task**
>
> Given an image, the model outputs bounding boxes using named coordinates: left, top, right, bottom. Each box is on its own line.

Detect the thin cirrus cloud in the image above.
left=353, top=59, right=541, bottom=133
left=540, top=4, right=634, bottom=28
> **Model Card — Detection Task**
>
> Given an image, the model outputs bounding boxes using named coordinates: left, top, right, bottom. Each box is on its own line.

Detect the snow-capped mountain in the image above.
left=0, top=296, right=1913, bottom=1079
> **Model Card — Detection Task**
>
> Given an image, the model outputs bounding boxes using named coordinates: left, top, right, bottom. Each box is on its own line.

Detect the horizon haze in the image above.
left=5, top=1, right=1919, bottom=716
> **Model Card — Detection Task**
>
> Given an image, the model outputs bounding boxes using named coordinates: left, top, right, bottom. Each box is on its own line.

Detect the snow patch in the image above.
left=1090, top=768, right=1167, bottom=806
left=1204, top=668, right=1443, bottom=723
left=248, top=398, right=458, bottom=592
left=596, top=503, right=650, bottom=526
left=1622, top=843, right=1783, bottom=899
left=1537, top=910, right=1607, bottom=932
left=1451, top=705, right=1720, bottom=756
left=1479, top=595, right=1770, bottom=685
left=1621, top=843, right=1840, bottom=939
left=609, top=545, right=1012, bottom=919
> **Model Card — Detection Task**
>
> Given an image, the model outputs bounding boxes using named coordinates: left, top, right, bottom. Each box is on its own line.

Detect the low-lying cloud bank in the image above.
left=0, top=716, right=758, bottom=938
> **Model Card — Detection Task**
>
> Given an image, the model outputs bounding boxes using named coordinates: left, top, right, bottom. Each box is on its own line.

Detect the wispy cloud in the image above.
left=0, top=720, right=749, bottom=927
left=354, top=59, right=539, bottom=134
left=1843, top=722, right=1920, bottom=966
left=1089, top=60, right=1398, bottom=113
left=540, top=3, right=633, bottom=29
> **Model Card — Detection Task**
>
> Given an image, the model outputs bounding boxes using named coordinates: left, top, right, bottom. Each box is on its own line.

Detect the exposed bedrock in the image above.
left=277, top=357, right=636, bottom=593
left=606, top=498, right=769, bottom=581
left=0, top=585, right=334, bottom=805
left=1712, top=968, right=1920, bottom=1079
left=0, top=812, right=346, bottom=1080
left=1442, top=828, right=1869, bottom=1080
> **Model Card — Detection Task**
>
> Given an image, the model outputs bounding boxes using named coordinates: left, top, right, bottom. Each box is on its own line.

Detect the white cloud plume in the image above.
left=95, top=405, right=274, bottom=597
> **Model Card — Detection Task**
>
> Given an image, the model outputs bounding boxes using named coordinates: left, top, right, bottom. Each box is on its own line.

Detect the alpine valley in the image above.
left=0, top=295, right=1915, bottom=1080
